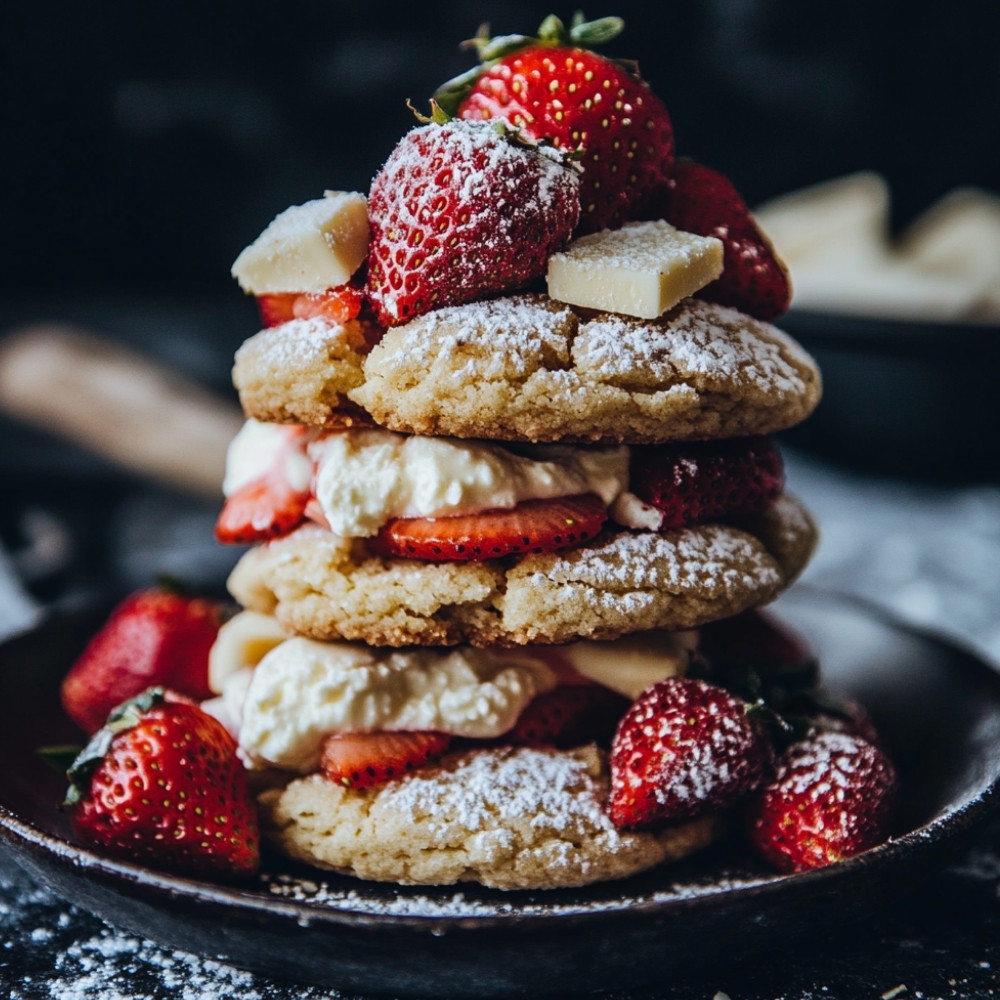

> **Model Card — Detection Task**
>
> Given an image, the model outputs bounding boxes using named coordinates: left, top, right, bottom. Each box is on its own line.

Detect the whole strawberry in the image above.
left=442, top=14, right=675, bottom=234
left=61, top=586, right=222, bottom=735
left=653, top=160, right=791, bottom=321
left=609, top=677, right=771, bottom=829
left=366, top=116, right=580, bottom=325
left=628, top=436, right=784, bottom=531
left=66, top=688, right=260, bottom=879
left=748, top=730, right=897, bottom=872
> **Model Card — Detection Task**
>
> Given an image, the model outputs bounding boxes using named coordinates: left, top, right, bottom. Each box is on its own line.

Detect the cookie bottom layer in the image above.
left=258, top=745, right=719, bottom=890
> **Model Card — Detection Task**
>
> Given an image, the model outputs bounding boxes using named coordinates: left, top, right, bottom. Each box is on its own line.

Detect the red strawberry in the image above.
left=256, top=283, right=365, bottom=328
left=609, top=677, right=771, bottom=829
left=319, top=731, right=451, bottom=789
left=506, top=684, right=630, bottom=748
left=66, top=688, right=259, bottom=878
left=699, top=608, right=812, bottom=678
left=370, top=493, right=607, bottom=562
left=652, top=160, right=791, bottom=321
left=628, top=436, right=784, bottom=531
left=215, top=473, right=310, bottom=544
left=748, top=730, right=897, bottom=872
left=445, top=15, right=675, bottom=234
left=366, top=116, right=580, bottom=325
left=60, top=587, right=222, bottom=735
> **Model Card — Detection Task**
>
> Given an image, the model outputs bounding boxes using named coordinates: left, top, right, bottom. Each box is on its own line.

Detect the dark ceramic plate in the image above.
left=778, top=309, right=1000, bottom=483
left=1, top=587, right=999, bottom=999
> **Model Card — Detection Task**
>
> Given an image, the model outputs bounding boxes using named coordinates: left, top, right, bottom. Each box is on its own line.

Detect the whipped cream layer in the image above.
left=205, top=611, right=696, bottom=773
left=221, top=419, right=631, bottom=537
left=222, top=420, right=313, bottom=495
left=235, top=640, right=558, bottom=772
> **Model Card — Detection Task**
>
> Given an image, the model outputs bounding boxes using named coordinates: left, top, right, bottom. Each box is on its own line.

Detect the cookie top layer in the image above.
left=235, top=295, right=821, bottom=444
left=227, top=493, right=817, bottom=647
left=258, top=744, right=719, bottom=890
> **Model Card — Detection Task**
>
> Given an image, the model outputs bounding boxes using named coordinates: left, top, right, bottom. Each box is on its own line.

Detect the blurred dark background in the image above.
left=1, top=0, right=999, bottom=618
left=4, top=0, right=998, bottom=302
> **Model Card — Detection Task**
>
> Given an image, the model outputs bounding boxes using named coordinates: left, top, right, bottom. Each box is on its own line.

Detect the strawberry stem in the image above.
left=434, top=13, right=626, bottom=117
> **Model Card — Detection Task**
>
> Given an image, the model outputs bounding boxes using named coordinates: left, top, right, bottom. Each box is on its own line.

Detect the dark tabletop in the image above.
left=2, top=817, right=1000, bottom=999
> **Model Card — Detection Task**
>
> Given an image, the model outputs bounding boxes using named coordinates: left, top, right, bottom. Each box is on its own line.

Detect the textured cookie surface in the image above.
left=352, top=295, right=820, bottom=443
left=235, top=295, right=820, bottom=442
left=227, top=494, right=817, bottom=647
left=258, top=745, right=719, bottom=889
left=233, top=316, right=378, bottom=428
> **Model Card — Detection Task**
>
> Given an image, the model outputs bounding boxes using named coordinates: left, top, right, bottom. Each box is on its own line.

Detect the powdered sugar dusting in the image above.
left=238, top=317, right=361, bottom=368
left=377, top=746, right=628, bottom=859
left=574, top=299, right=809, bottom=394
left=533, top=526, right=780, bottom=594
left=395, top=295, right=576, bottom=374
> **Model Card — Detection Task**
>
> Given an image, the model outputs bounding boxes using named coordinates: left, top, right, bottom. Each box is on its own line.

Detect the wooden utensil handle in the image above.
left=0, top=324, right=243, bottom=498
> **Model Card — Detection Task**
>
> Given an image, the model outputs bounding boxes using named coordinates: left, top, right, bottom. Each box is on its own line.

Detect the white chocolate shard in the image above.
left=231, top=191, right=370, bottom=294
left=560, top=629, right=698, bottom=699
left=208, top=609, right=290, bottom=694
left=546, top=220, right=723, bottom=319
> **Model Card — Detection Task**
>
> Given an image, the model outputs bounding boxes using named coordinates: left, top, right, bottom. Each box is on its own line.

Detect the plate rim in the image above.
left=2, top=586, right=1000, bottom=939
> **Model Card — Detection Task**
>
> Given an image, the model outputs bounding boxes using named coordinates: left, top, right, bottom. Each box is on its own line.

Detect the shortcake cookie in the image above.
left=226, top=493, right=816, bottom=646
left=257, top=744, right=720, bottom=890
left=232, top=315, right=377, bottom=429
left=233, top=295, right=820, bottom=443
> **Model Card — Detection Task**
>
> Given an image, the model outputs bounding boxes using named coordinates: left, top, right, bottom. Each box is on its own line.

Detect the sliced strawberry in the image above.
left=319, top=731, right=452, bottom=789
left=371, top=493, right=607, bottom=562
left=651, top=160, right=791, bottom=321
left=256, top=284, right=365, bottom=328
left=629, top=436, right=784, bottom=531
left=506, top=684, right=629, bottom=749
left=214, top=472, right=310, bottom=545
left=256, top=292, right=298, bottom=327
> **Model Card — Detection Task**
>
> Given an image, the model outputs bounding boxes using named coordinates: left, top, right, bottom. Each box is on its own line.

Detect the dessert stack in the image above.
left=61, top=15, right=898, bottom=887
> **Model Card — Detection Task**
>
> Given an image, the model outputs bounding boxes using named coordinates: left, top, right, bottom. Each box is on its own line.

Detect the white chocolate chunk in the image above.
left=546, top=220, right=723, bottom=319
left=208, top=610, right=290, bottom=694
left=231, top=191, right=370, bottom=294
left=560, top=629, right=698, bottom=699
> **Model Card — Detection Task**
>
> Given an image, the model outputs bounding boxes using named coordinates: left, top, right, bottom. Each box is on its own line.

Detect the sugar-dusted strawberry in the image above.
left=440, top=14, right=674, bottom=234
left=215, top=425, right=312, bottom=545
left=628, top=436, right=784, bottom=531
left=609, top=677, right=771, bottom=829
left=506, top=684, right=630, bottom=749
left=256, top=282, right=365, bottom=328
left=320, top=731, right=452, bottom=789
left=60, top=587, right=222, bottom=735
left=66, top=688, right=259, bottom=878
left=748, top=730, right=897, bottom=872
left=370, top=493, right=607, bottom=562
left=366, top=115, right=579, bottom=326
left=652, top=160, right=791, bottom=321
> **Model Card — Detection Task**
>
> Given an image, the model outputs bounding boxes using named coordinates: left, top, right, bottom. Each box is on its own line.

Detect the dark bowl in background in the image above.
left=778, top=309, right=1000, bottom=484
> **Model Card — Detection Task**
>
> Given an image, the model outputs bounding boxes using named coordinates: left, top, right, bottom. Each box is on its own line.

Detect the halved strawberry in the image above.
left=506, top=684, right=629, bottom=749
left=256, top=284, right=365, bottom=328
left=319, top=731, right=452, bottom=789
left=629, top=436, right=784, bottom=531
left=370, top=493, right=607, bottom=562
left=215, top=472, right=310, bottom=545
